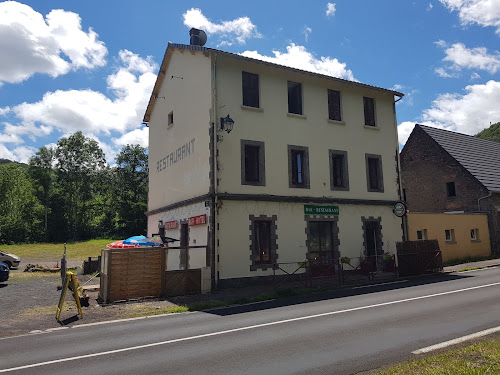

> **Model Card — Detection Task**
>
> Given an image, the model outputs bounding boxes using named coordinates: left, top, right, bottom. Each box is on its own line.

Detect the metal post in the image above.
left=60, top=243, right=67, bottom=284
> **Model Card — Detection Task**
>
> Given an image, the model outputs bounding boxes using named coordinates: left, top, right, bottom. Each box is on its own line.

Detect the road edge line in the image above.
left=412, top=326, right=500, bottom=354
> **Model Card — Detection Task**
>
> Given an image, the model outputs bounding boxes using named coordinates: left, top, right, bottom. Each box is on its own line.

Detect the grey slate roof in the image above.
left=419, top=124, right=500, bottom=192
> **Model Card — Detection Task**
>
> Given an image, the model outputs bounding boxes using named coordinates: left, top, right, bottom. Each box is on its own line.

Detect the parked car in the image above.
left=0, top=251, right=20, bottom=269
left=0, top=262, right=9, bottom=282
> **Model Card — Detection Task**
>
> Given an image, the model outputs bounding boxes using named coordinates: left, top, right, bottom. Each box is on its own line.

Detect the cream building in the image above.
left=144, top=31, right=405, bottom=287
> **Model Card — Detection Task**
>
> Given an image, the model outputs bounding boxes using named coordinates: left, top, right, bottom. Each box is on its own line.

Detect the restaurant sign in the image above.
left=164, top=221, right=178, bottom=230
left=304, top=205, right=339, bottom=215
left=188, top=214, right=206, bottom=226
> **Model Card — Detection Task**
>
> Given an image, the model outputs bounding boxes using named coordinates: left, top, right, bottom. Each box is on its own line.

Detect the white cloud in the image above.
left=442, top=43, right=500, bottom=73
left=422, top=80, right=500, bottom=134
left=392, top=84, right=404, bottom=91
left=427, top=3, right=434, bottom=11
left=398, top=80, right=500, bottom=146
left=471, top=72, right=481, bottom=79
left=0, top=131, right=22, bottom=144
left=10, top=50, right=156, bottom=135
left=1, top=50, right=157, bottom=163
left=398, top=121, right=417, bottom=145
left=435, top=67, right=459, bottom=78
left=0, top=107, right=10, bottom=116
left=113, top=127, right=149, bottom=148
left=241, top=43, right=355, bottom=81
left=0, top=143, right=36, bottom=163
left=182, top=8, right=261, bottom=46
left=434, top=40, right=448, bottom=48
left=0, top=144, right=14, bottom=160
left=0, top=1, right=107, bottom=85
left=398, top=120, right=448, bottom=146
left=440, top=0, right=500, bottom=34
left=326, top=3, right=336, bottom=17
left=11, top=146, right=36, bottom=163
left=304, top=26, right=312, bottom=42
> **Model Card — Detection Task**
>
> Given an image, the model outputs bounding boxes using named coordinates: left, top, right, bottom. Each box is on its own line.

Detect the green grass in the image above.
left=457, top=266, right=486, bottom=272
left=443, top=255, right=498, bottom=267
left=0, top=239, right=113, bottom=260
left=376, top=337, right=500, bottom=374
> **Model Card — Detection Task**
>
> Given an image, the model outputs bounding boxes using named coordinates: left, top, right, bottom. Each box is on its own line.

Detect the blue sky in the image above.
left=1, top=0, right=500, bottom=163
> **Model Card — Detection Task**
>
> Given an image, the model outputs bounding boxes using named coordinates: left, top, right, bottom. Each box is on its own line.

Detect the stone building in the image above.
left=401, top=124, right=500, bottom=254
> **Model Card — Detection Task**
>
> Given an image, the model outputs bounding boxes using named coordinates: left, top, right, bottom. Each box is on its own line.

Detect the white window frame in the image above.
left=445, top=229, right=455, bottom=242
left=470, top=228, right=479, bottom=241
left=417, top=229, right=427, bottom=241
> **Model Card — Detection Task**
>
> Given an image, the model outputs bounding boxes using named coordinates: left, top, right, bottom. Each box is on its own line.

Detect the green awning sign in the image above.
left=304, top=205, right=339, bottom=215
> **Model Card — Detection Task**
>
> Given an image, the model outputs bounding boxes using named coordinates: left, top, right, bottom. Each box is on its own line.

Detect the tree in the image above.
left=29, top=146, right=55, bottom=238
left=54, top=131, right=106, bottom=241
left=114, top=145, right=148, bottom=236
left=475, top=122, right=500, bottom=142
left=0, top=163, right=44, bottom=243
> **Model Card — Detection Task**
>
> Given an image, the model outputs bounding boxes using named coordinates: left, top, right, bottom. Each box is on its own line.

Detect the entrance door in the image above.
left=308, top=221, right=337, bottom=276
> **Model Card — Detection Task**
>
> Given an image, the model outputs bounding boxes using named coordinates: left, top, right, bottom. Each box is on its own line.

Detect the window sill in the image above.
left=241, top=105, right=263, bottom=112
left=328, top=119, right=345, bottom=126
left=471, top=239, right=481, bottom=243
left=167, top=123, right=174, bottom=129
left=367, top=189, right=384, bottom=193
left=287, top=113, right=307, bottom=119
left=242, top=181, right=266, bottom=187
left=331, top=186, right=349, bottom=191
left=445, top=240, right=457, bottom=244
left=364, top=125, right=379, bottom=130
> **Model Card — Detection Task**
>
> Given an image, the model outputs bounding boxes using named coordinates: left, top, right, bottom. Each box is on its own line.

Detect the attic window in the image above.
left=446, top=182, right=456, bottom=197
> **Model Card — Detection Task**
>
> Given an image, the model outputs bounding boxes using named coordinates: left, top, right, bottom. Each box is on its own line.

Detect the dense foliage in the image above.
left=0, top=131, right=148, bottom=243
left=475, top=122, right=500, bottom=142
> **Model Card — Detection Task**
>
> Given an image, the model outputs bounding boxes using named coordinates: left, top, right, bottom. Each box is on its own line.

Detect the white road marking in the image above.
left=1, top=281, right=499, bottom=373
left=412, top=326, right=500, bottom=354
left=352, top=280, right=409, bottom=289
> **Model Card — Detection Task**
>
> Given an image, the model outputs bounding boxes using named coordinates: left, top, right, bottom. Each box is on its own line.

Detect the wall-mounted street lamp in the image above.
left=158, top=220, right=163, bottom=228
left=220, top=115, right=234, bottom=134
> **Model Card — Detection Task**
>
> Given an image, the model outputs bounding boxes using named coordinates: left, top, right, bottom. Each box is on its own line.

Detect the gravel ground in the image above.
left=0, top=259, right=180, bottom=338
left=0, top=258, right=272, bottom=338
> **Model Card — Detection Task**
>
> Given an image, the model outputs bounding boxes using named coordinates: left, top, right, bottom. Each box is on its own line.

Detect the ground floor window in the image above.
left=362, top=217, right=383, bottom=257
left=255, top=220, right=271, bottom=264
left=417, top=229, right=427, bottom=240
left=470, top=228, right=479, bottom=241
left=445, top=229, right=455, bottom=242
left=249, top=215, right=278, bottom=271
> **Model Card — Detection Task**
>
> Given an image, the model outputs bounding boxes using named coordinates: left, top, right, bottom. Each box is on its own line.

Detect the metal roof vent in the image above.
left=189, top=28, right=207, bottom=46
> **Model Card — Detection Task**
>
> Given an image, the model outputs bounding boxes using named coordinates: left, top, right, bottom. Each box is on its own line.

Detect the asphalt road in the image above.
left=1, top=267, right=499, bottom=375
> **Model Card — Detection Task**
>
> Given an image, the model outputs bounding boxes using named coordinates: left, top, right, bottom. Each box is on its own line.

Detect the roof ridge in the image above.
left=417, top=124, right=500, bottom=146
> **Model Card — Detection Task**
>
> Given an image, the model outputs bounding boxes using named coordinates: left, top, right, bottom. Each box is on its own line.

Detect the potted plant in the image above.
left=382, top=253, right=395, bottom=272
left=340, top=256, right=351, bottom=265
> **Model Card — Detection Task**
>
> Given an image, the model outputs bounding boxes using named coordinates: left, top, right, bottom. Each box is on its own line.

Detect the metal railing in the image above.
left=272, top=254, right=399, bottom=290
